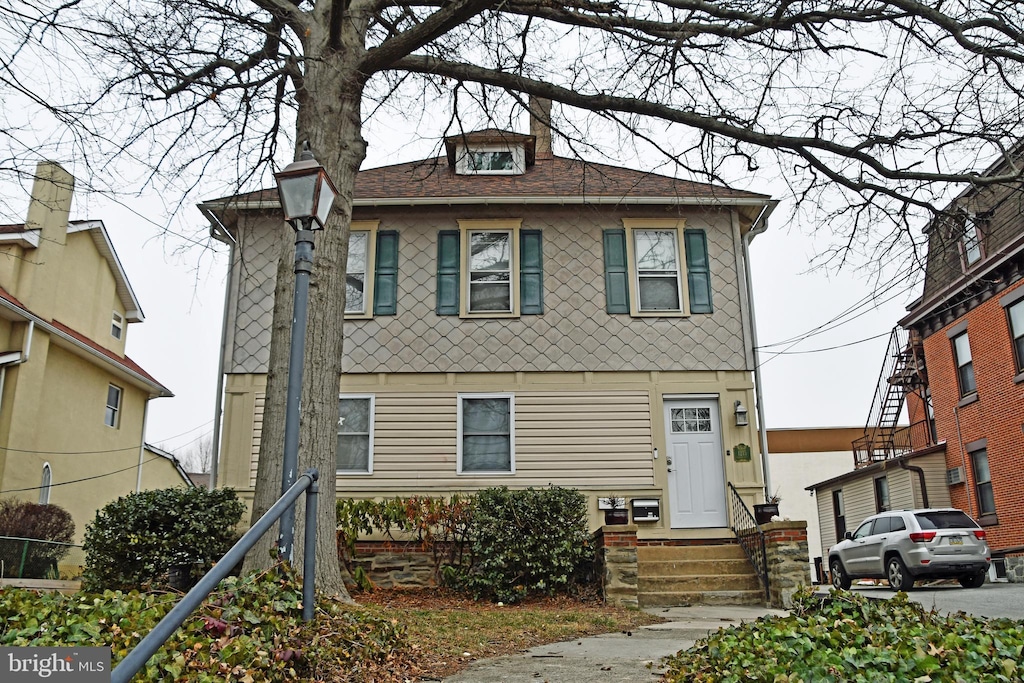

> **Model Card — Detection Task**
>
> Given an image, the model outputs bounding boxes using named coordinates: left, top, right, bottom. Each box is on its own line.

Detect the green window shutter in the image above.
left=372, top=230, right=399, bottom=315
left=603, top=229, right=630, bottom=314
left=685, top=228, right=713, bottom=314
left=436, top=230, right=460, bottom=315
left=520, top=229, right=544, bottom=315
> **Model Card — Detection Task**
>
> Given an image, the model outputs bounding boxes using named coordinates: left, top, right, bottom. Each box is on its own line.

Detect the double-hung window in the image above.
left=111, top=311, right=124, bottom=340
left=961, top=216, right=983, bottom=266
left=469, top=230, right=513, bottom=313
left=971, top=447, right=995, bottom=517
left=436, top=220, right=543, bottom=317
left=603, top=219, right=712, bottom=316
left=458, top=394, right=514, bottom=474
left=951, top=331, right=976, bottom=397
left=105, top=384, right=122, bottom=428
left=344, top=221, right=399, bottom=318
left=1007, top=299, right=1024, bottom=375
left=337, top=396, right=374, bottom=474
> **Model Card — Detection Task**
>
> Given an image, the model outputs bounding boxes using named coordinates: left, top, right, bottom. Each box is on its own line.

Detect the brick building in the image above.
left=895, top=152, right=1024, bottom=581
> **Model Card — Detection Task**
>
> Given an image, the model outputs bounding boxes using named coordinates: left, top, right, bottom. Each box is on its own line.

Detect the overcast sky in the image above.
left=62, top=114, right=918, bottom=460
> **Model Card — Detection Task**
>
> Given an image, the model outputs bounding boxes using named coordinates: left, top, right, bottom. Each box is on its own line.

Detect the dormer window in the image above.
left=961, top=215, right=983, bottom=266
left=455, top=144, right=525, bottom=175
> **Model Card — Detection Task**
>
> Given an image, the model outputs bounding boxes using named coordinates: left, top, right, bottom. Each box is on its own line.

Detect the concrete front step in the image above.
left=637, top=544, right=747, bottom=561
left=639, top=558, right=754, bottom=576
left=639, top=589, right=766, bottom=607
left=636, top=543, right=764, bottom=607
left=639, top=573, right=763, bottom=592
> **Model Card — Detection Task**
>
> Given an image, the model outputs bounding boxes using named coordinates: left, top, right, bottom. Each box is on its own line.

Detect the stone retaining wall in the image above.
left=348, top=542, right=438, bottom=588
left=762, top=520, right=811, bottom=608
left=1004, top=553, right=1024, bottom=583
left=595, top=525, right=639, bottom=608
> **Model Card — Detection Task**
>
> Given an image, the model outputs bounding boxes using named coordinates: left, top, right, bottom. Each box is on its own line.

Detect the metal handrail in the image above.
left=727, top=483, right=769, bottom=602
left=111, top=469, right=320, bottom=683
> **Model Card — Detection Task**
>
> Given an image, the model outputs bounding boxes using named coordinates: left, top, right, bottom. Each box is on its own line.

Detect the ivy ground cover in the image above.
left=664, top=588, right=1024, bottom=683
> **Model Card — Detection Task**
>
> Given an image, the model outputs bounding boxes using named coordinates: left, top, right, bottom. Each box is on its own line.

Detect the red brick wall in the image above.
left=922, top=279, right=1024, bottom=551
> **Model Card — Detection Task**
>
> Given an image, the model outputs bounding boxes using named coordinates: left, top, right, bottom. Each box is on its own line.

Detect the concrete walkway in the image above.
left=442, top=604, right=787, bottom=683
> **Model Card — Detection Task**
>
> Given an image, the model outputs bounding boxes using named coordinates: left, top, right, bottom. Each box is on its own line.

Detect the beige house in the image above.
left=205, top=120, right=778, bottom=542
left=0, top=162, right=176, bottom=542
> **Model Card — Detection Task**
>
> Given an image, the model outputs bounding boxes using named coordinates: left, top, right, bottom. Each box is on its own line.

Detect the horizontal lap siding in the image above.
left=340, top=390, right=654, bottom=493
left=249, top=393, right=265, bottom=487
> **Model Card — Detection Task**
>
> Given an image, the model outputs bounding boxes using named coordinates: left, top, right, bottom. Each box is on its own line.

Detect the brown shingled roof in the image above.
left=223, top=152, right=768, bottom=206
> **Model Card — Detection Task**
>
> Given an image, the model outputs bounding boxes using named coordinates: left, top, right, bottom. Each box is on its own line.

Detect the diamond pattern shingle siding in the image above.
left=226, top=205, right=748, bottom=374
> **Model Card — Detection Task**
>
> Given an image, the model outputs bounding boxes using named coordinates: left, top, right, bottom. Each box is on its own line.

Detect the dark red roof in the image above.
left=223, top=152, right=768, bottom=205
left=0, top=283, right=168, bottom=394
left=0, top=224, right=27, bottom=233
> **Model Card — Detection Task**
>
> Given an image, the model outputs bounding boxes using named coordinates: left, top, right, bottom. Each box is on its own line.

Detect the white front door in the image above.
left=665, top=399, right=728, bottom=528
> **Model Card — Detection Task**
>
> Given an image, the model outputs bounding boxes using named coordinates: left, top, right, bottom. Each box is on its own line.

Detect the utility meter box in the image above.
left=631, top=499, right=660, bottom=522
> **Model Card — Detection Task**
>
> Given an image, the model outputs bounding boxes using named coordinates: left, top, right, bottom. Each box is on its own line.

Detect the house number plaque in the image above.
left=733, top=443, right=751, bottom=462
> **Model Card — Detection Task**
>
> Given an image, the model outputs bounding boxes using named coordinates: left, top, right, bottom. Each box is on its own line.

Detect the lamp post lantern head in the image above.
left=274, top=143, right=338, bottom=230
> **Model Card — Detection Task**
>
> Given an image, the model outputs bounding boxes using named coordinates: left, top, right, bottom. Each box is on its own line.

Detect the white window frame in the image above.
left=344, top=221, right=379, bottom=319
left=961, top=214, right=983, bottom=266
left=459, top=219, right=521, bottom=317
left=111, top=311, right=124, bottom=340
left=457, top=393, right=515, bottom=475
left=454, top=143, right=525, bottom=175
left=622, top=219, right=690, bottom=317
left=952, top=331, right=976, bottom=397
left=105, top=384, right=122, bottom=428
left=336, top=394, right=374, bottom=475
left=39, top=462, right=52, bottom=505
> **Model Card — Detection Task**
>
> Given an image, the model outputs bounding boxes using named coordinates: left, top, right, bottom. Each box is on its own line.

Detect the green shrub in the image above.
left=459, top=486, right=593, bottom=603
left=0, top=499, right=75, bottom=579
left=664, top=588, right=1024, bottom=682
left=82, top=486, right=245, bottom=592
left=0, top=563, right=406, bottom=681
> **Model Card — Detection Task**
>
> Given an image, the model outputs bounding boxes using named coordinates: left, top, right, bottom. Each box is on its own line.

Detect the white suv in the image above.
left=828, top=508, right=990, bottom=591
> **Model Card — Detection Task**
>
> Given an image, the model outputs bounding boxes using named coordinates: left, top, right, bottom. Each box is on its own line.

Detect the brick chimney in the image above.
left=529, top=97, right=553, bottom=159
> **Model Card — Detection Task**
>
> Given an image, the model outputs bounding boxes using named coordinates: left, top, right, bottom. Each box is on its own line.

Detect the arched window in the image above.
left=39, top=463, right=51, bottom=505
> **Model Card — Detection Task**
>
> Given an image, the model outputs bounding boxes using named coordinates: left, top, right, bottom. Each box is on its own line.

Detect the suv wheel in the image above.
left=830, top=558, right=852, bottom=590
left=886, top=556, right=914, bottom=591
left=958, top=572, right=986, bottom=589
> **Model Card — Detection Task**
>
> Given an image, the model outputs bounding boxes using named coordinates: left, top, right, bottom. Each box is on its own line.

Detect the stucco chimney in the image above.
left=19, top=161, right=74, bottom=316
left=529, top=97, right=553, bottom=159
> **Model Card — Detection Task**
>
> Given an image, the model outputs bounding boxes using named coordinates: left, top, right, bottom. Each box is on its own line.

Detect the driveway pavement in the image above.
left=441, top=604, right=786, bottom=683
left=840, top=580, right=1024, bottom=620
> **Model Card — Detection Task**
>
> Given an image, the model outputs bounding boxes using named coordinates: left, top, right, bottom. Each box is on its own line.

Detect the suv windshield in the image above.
left=915, top=511, right=978, bottom=529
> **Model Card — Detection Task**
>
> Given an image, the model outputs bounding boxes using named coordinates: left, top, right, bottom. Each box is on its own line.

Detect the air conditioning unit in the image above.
left=946, top=466, right=965, bottom=485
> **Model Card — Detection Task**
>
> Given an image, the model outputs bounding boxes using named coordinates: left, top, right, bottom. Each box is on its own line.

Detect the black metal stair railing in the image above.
left=110, top=469, right=320, bottom=683
left=727, top=483, right=769, bottom=602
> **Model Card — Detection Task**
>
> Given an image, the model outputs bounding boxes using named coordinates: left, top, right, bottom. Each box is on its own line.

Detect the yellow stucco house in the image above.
left=0, top=162, right=180, bottom=542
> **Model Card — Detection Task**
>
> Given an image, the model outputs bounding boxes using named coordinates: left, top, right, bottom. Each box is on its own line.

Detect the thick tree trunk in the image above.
left=241, top=230, right=294, bottom=576
left=243, top=1, right=369, bottom=601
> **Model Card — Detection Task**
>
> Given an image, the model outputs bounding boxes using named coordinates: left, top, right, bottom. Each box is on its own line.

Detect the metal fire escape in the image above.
left=852, top=327, right=929, bottom=467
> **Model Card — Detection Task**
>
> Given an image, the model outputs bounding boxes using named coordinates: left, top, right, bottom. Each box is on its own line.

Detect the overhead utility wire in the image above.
left=0, top=457, right=165, bottom=494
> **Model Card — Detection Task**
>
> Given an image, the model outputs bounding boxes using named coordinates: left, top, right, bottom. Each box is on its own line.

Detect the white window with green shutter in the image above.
left=344, top=221, right=399, bottom=318
left=337, top=395, right=374, bottom=474
left=458, top=393, right=514, bottom=474
left=605, top=219, right=711, bottom=317
left=436, top=219, right=543, bottom=317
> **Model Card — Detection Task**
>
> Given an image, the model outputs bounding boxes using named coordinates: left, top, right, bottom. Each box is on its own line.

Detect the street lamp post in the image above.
left=273, top=143, right=338, bottom=561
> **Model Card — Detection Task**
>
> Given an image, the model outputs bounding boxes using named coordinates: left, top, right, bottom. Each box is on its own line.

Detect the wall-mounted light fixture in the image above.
left=734, top=400, right=749, bottom=427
